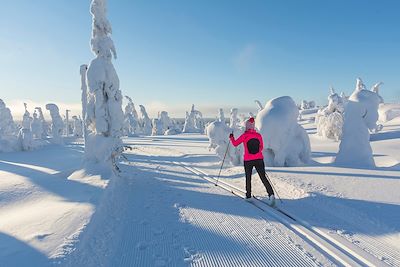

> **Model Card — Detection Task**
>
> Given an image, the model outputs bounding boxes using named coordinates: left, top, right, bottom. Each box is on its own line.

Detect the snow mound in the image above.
left=255, top=96, right=311, bottom=166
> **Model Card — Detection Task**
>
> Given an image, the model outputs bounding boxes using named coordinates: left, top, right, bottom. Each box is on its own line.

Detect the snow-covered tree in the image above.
left=182, top=104, right=204, bottom=133
left=315, top=87, right=345, bottom=141
left=80, top=64, right=89, bottom=144
left=139, top=105, right=152, bottom=136
left=46, top=103, right=64, bottom=143
left=0, top=99, right=16, bottom=137
left=217, top=108, right=225, bottom=123
left=229, top=108, right=240, bottom=129
left=30, top=110, right=43, bottom=139
left=35, top=107, right=48, bottom=138
left=151, top=111, right=180, bottom=135
left=18, top=103, right=34, bottom=150
left=206, top=108, right=244, bottom=166
left=85, top=0, right=124, bottom=167
left=371, top=82, right=384, bottom=104
left=255, top=96, right=311, bottom=166
left=299, top=100, right=316, bottom=110
left=300, top=100, right=309, bottom=110
left=151, top=118, right=164, bottom=135
left=72, top=115, right=83, bottom=137
left=255, top=100, right=263, bottom=112
left=123, top=96, right=140, bottom=136
left=0, top=99, right=18, bottom=152
left=335, top=79, right=381, bottom=168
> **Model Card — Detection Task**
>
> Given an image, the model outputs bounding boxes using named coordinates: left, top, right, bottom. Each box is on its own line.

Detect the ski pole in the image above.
left=216, top=140, right=230, bottom=186
left=265, top=171, right=283, bottom=204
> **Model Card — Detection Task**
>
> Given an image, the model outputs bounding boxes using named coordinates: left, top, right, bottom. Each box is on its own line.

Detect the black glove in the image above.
left=229, top=133, right=234, bottom=138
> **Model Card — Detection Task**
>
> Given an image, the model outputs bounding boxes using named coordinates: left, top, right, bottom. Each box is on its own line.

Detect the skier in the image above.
left=229, top=117, right=275, bottom=206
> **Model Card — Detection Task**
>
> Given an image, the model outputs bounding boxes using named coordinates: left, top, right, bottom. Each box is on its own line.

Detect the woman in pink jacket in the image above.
left=229, top=117, right=275, bottom=204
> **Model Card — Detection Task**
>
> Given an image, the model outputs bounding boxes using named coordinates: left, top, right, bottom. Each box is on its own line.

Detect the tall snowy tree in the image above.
left=80, top=64, right=89, bottom=145
left=85, top=0, right=124, bottom=168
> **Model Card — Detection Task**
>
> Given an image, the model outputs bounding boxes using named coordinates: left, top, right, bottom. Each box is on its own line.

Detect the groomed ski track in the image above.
left=66, top=134, right=393, bottom=266
left=175, top=161, right=385, bottom=267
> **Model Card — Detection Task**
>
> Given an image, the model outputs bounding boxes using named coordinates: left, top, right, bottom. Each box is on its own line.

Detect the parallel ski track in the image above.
left=118, top=157, right=318, bottom=267
left=174, top=161, right=386, bottom=267
left=184, top=165, right=400, bottom=267
left=181, top=203, right=316, bottom=267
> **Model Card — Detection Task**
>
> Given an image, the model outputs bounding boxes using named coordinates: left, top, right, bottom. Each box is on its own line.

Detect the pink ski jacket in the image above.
left=230, top=129, right=264, bottom=161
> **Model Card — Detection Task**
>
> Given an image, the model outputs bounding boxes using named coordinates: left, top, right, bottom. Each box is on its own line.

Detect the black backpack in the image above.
left=247, top=138, right=260, bottom=154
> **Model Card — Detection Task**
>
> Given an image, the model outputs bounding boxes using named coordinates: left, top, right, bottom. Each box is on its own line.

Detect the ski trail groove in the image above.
left=115, top=156, right=320, bottom=266
left=174, top=161, right=383, bottom=267
left=190, top=165, right=398, bottom=266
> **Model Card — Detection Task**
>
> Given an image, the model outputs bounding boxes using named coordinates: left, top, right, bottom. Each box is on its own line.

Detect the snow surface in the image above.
left=0, top=112, right=399, bottom=267
left=0, top=140, right=107, bottom=266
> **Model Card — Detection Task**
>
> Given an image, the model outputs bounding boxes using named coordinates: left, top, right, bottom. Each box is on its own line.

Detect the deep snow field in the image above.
left=0, top=115, right=399, bottom=267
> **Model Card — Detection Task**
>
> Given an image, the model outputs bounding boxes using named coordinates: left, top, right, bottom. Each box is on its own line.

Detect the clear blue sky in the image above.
left=1, top=0, right=399, bottom=117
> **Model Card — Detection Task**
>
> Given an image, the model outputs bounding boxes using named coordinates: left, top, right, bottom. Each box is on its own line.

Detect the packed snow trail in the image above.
left=67, top=136, right=333, bottom=266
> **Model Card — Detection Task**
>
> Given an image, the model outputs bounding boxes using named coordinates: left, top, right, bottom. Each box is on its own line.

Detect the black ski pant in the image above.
left=244, top=159, right=274, bottom=198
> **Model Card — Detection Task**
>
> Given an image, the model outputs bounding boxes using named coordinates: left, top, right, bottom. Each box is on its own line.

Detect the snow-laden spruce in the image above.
left=84, top=0, right=124, bottom=167
left=30, top=109, right=43, bottom=139
left=17, top=103, right=34, bottom=151
left=207, top=108, right=244, bottom=166
left=0, top=99, right=16, bottom=137
left=80, top=64, right=89, bottom=143
left=0, top=99, right=18, bottom=152
left=139, top=104, right=152, bottom=136
left=300, top=100, right=316, bottom=110
left=371, top=82, right=384, bottom=104
left=229, top=108, right=240, bottom=129
left=152, top=111, right=180, bottom=135
left=35, top=107, right=48, bottom=139
left=335, top=78, right=381, bottom=167
left=182, top=104, right=205, bottom=133
left=46, top=103, right=64, bottom=144
left=123, top=96, right=140, bottom=136
left=315, top=87, right=345, bottom=141
left=151, top=118, right=163, bottom=135
left=255, top=96, right=311, bottom=166
left=72, top=115, right=83, bottom=137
